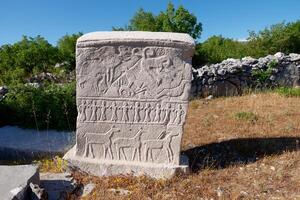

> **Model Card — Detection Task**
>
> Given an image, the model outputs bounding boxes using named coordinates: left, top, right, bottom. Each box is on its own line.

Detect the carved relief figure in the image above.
left=84, top=126, right=121, bottom=159
left=121, top=102, right=129, bottom=122
left=143, top=131, right=179, bottom=163
left=89, top=101, right=97, bottom=121
left=173, top=104, right=185, bottom=125
left=100, top=101, right=107, bottom=121
left=110, top=101, right=118, bottom=122
left=153, top=103, right=162, bottom=123
left=163, top=103, right=172, bottom=124
left=133, top=102, right=141, bottom=122
left=143, top=103, right=152, bottom=123
left=79, top=100, right=87, bottom=122
left=113, top=128, right=144, bottom=161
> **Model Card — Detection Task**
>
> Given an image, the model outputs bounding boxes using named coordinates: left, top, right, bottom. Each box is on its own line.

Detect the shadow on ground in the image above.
left=182, top=137, right=300, bottom=172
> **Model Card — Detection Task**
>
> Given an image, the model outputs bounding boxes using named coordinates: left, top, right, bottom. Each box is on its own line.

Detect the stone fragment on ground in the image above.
left=40, top=172, right=76, bottom=200
left=0, top=126, right=75, bottom=161
left=40, top=172, right=94, bottom=200
left=81, top=183, right=95, bottom=197
left=0, top=164, right=39, bottom=200
left=108, top=188, right=131, bottom=196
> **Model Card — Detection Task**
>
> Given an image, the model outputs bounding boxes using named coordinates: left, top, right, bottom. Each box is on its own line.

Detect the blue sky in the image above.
left=0, top=0, right=299, bottom=45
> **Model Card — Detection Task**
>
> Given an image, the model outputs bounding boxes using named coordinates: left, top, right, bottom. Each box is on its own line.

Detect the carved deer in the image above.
left=84, top=126, right=120, bottom=159
left=113, top=128, right=144, bottom=161
left=143, top=131, right=179, bottom=163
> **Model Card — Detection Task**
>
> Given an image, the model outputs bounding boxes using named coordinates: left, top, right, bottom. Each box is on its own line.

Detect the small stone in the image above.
left=240, top=191, right=248, bottom=195
left=205, top=95, right=214, bottom=100
left=270, top=166, right=275, bottom=171
left=274, top=52, right=285, bottom=59
left=30, top=183, right=48, bottom=200
left=81, top=183, right=95, bottom=197
left=109, top=188, right=131, bottom=196
left=216, top=186, right=223, bottom=197
left=289, top=53, right=300, bottom=61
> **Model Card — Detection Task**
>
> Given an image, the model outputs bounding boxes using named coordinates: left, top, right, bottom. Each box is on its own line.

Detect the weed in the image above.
left=276, top=87, right=300, bottom=97
left=234, top=111, right=258, bottom=122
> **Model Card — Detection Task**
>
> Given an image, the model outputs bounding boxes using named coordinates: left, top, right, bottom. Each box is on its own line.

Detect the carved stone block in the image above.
left=64, top=31, right=195, bottom=178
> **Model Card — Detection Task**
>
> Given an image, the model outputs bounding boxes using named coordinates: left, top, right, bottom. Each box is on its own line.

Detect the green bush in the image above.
left=0, top=82, right=76, bottom=131
left=251, top=60, right=278, bottom=85
left=194, top=20, right=300, bottom=66
left=276, top=87, right=300, bottom=97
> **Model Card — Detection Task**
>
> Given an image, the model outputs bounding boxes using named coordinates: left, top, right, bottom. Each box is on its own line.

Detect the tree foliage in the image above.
left=113, top=2, right=202, bottom=39
left=57, top=32, right=83, bottom=71
left=0, top=83, right=76, bottom=130
left=194, top=20, right=300, bottom=66
left=247, top=21, right=300, bottom=57
left=0, top=36, right=60, bottom=85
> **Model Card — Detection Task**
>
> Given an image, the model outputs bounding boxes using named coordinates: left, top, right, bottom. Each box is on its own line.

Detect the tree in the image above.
left=0, top=36, right=59, bottom=74
left=57, top=32, right=83, bottom=71
left=195, top=35, right=248, bottom=65
left=247, top=21, right=300, bottom=57
left=113, top=2, right=202, bottom=40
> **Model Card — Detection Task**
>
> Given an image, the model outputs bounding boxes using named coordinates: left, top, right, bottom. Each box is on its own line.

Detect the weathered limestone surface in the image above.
left=64, top=31, right=195, bottom=178
left=0, top=165, right=39, bottom=200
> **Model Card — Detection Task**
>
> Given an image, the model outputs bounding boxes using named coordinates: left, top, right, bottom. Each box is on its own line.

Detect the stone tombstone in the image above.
left=64, top=31, right=195, bottom=178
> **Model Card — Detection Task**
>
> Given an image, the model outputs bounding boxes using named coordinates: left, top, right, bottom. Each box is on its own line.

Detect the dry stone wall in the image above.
left=192, top=52, right=300, bottom=97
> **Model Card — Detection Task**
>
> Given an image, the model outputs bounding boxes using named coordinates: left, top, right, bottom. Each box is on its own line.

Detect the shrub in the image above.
left=0, top=82, right=76, bottom=130
left=251, top=60, right=278, bottom=86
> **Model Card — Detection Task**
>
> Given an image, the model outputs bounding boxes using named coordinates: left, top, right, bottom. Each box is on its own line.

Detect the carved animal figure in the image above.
left=84, top=126, right=120, bottom=159
left=113, top=128, right=144, bottom=161
left=143, top=131, right=179, bottom=163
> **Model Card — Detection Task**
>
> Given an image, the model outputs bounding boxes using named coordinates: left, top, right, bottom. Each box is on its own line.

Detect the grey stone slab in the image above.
left=64, top=31, right=195, bottom=178
left=0, top=165, right=39, bottom=200
left=0, top=126, right=75, bottom=160
left=40, top=172, right=76, bottom=200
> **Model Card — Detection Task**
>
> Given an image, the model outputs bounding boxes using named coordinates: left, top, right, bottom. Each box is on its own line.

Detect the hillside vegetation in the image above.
left=0, top=2, right=299, bottom=130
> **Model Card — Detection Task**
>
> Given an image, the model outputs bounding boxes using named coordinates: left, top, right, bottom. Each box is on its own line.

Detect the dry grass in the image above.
left=36, top=156, right=67, bottom=173
left=66, top=92, right=300, bottom=199
left=183, top=92, right=300, bottom=148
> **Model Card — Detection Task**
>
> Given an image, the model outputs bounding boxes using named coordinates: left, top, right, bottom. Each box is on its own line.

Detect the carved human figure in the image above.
left=143, top=131, right=179, bottom=163
left=173, top=104, right=185, bottom=125
left=77, top=100, right=83, bottom=121
left=100, top=101, right=107, bottom=121
left=113, top=128, right=144, bottom=161
left=84, top=126, right=121, bottom=159
left=96, top=101, right=101, bottom=121
left=143, top=103, right=152, bottom=123
left=110, top=101, right=118, bottom=122
left=79, top=100, right=87, bottom=122
left=121, top=102, right=129, bottom=122
left=153, top=103, right=162, bottom=123
left=133, top=102, right=141, bottom=122
left=89, top=101, right=97, bottom=121
left=163, top=103, right=172, bottom=124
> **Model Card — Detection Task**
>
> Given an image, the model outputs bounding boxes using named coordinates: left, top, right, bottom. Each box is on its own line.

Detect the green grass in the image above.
left=234, top=111, right=258, bottom=122
left=276, top=87, right=300, bottom=97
